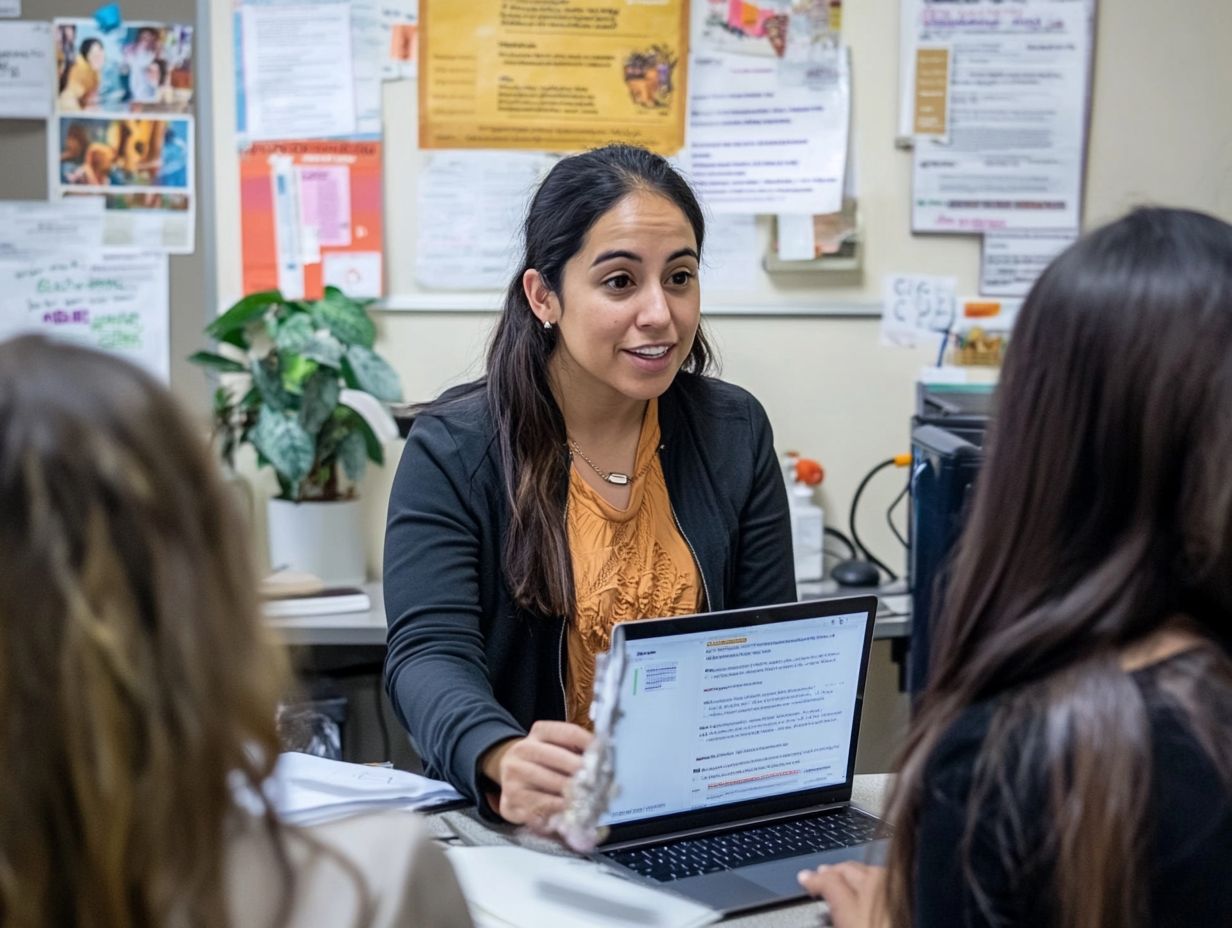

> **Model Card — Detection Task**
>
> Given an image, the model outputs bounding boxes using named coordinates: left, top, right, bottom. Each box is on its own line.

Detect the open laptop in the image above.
left=593, top=596, right=889, bottom=915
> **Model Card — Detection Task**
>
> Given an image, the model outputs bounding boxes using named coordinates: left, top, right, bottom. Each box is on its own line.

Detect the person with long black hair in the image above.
left=799, top=207, right=1232, bottom=926
left=383, top=144, right=795, bottom=827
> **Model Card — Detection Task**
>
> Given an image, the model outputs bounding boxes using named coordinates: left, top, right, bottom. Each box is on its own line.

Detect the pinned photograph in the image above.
left=58, top=116, right=191, bottom=191
left=55, top=18, right=193, bottom=113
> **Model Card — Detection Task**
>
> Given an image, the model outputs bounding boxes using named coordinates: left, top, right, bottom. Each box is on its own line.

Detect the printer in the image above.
left=908, top=382, right=992, bottom=694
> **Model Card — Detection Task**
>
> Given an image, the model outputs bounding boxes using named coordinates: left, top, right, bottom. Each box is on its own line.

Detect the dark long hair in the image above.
left=885, top=208, right=1232, bottom=928
left=424, top=144, right=714, bottom=618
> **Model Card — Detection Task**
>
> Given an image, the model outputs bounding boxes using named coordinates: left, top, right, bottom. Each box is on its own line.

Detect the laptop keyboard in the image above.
left=602, top=807, right=886, bottom=883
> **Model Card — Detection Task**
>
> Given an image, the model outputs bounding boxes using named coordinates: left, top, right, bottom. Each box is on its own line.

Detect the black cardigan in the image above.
left=382, top=372, right=796, bottom=810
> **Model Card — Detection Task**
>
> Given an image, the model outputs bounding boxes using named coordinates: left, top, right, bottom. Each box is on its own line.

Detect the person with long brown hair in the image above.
left=0, top=335, right=472, bottom=928
left=384, top=143, right=796, bottom=828
left=798, top=207, right=1232, bottom=926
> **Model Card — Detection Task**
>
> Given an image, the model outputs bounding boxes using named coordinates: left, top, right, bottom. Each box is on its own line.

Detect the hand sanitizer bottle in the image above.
left=786, top=456, right=825, bottom=583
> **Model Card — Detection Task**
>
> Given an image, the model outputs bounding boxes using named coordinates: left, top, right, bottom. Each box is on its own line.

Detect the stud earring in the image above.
left=543, top=319, right=553, bottom=330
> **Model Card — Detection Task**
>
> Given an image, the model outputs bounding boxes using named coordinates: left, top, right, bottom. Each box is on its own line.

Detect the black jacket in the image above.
left=382, top=372, right=796, bottom=810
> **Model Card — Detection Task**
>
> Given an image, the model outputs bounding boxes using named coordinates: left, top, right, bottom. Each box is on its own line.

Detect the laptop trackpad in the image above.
left=739, top=840, right=890, bottom=897
left=668, top=871, right=774, bottom=911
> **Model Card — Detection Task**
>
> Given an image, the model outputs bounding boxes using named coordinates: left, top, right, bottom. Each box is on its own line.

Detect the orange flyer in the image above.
left=239, top=138, right=384, bottom=299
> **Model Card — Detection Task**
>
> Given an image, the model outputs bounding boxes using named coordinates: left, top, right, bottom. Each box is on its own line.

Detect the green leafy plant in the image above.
left=191, top=287, right=403, bottom=501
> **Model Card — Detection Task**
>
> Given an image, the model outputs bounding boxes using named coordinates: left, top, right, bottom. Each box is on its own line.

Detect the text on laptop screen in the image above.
left=602, top=612, right=867, bottom=826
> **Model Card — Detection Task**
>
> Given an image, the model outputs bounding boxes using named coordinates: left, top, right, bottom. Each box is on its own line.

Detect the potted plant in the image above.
left=191, top=287, right=402, bottom=584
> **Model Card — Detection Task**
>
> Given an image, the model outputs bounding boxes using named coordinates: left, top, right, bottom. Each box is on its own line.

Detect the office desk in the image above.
left=429, top=774, right=892, bottom=927
left=265, top=583, right=911, bottom=647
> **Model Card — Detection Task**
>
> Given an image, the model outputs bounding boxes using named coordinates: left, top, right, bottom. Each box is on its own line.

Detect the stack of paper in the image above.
left=262, top=587, right=372, bottom=617
left=447, top=846, right=721, bottom=928
left=265, top=752, right=463, bottom=825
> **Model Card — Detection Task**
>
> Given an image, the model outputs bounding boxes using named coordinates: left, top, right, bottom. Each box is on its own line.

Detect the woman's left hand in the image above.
left=796, top=861, right=890, bottom=928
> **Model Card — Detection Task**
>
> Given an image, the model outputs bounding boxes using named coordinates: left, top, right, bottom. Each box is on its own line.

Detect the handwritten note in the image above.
left=0, top=21, right=52, bottom=118
left=0, top=251, right=170, bottom=380
left=0, top=2, right=20, bottom=20
left=882, top=274, right=956, bottom=347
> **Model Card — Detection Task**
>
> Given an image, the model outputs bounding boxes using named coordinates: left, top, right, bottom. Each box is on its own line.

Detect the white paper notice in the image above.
left=323, top=250, right=382, bottom=298
left=350, top=0, right=383, bottom=134
left=0, top=251, right=170, bottom=380
left=0, top=1, right=18, bottom=18
left=0, top=199, right=105, bottom=259
left=415, top=151, right=556, bottom=290
left=0, top=21, right=52, bottom=118
left=688, top=45, right=849, bottom=215
left=776, top=214, right=816, bottom=261
left=701, top=214, right=760, bottom=294
left=980, top=230, right=1075, bottom=296
left=911, top=3, right=1091, bottom=233
left=882, top=274, right=956, bottom=347
left=240, top=0, right=356, bottom=142
left=380, top=0, right=417, bottom=80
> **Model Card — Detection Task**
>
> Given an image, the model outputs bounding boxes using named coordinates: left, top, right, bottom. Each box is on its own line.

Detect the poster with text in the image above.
left=239, top=138, right=384, bottom=300
left=420, top=0, right=688, bottom=154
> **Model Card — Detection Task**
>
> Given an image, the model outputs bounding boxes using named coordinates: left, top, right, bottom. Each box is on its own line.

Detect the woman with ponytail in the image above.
left=799, top=208, right=1232, bottom=926
left=383, top=144, right=795, bottom=827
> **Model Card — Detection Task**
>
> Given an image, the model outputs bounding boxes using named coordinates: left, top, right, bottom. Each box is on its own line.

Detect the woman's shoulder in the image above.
left=403, top=381, right=499, bottom=462
left=227, top=812, right=472, bottom=928
left=664, top=372, right=771, bottom=431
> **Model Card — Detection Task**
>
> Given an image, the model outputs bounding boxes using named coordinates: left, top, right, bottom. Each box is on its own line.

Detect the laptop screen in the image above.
left=602, top=605, right=872, bottom=829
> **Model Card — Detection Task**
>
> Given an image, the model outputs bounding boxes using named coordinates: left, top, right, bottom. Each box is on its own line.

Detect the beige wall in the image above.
left=208, top=0, right=1232, bottom=578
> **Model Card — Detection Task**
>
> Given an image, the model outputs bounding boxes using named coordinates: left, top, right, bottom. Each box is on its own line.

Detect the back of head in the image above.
left=942, top=206, right=1232, bottom=687
left=885, top=208, right=1232, bottom=928
left=0, top=336, right=286, bottom=927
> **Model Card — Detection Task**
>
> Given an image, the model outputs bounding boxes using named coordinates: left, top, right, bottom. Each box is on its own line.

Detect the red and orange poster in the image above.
left=239, top=138, right=384, bottom=299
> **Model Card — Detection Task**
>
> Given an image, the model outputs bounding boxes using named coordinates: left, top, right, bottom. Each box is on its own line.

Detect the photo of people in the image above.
left=55, top=19, right=193, bottom=114
left=58, top=116, right=192, bottom=192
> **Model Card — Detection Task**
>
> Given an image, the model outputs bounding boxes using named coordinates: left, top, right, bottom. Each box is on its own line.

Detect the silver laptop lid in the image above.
left=599, top=596, right=877, bottom=845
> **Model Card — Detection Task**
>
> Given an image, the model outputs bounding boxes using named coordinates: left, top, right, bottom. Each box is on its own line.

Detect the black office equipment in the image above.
left=908, top=384, right=991, bottom=694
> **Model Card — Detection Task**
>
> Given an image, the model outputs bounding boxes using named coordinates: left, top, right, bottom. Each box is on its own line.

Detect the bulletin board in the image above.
left=207, top=0, right=991, bottom=318
left=0, top=0, right=212, bottom=410
left=203, top=0, right=1232, bottom=321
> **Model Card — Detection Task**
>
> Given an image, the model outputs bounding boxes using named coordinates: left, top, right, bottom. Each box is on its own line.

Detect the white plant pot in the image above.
left=267, top=498, right=366, bottom=586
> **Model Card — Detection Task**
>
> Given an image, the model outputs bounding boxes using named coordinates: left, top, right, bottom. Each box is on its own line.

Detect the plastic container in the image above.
left=783, top=454, right=826, bottom=583
left=789, top=484, right=825, bottom=582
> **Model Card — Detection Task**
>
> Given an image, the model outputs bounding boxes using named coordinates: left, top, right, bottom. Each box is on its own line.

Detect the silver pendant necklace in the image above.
left=568, top=439, right=631, bottom=486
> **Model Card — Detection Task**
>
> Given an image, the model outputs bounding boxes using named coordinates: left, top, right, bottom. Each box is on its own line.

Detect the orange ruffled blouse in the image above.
left=565, top=399, right=702, bottom=727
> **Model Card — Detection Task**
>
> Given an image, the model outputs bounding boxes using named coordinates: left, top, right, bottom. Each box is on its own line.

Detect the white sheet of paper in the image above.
left=0, top=1, right=19, bottom=18
left=415, top=151, right=556, bottom=290
left=0, top=21, right=52, bottom=118
left=448, top=846, right=721, bottom=928
left=0, top=250, right=170, bottom=380
left=882, top=273, right=956, bottom=347
left=323, top=250, right=382, bottom=297
left=240, top=0, right=357, bottom=142
left=776, top=214, right=816, bottom=261
left=688, top=45, right=849, bottom=214
left=261, top=752, right=462, bottom=826
left=379, top=0, right=417, bottom=80
left=350, top=0, right=383, bottom=134
left=701, top=214, right=761, bottom=294
left=911, top=2, right=1091, bottom=233
left=0, top=199, right=105, bottom=259
left=980, top=230, right=1076, bottom=296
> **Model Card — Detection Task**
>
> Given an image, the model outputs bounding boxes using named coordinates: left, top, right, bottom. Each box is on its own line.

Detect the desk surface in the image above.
left=430, top=774, right=892, bottom=927
left=265, top=583, right=911, bottom=647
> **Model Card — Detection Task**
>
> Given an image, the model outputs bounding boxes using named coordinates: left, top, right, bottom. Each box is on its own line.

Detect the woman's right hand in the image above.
left=480, top=720, right=593, bottom=831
